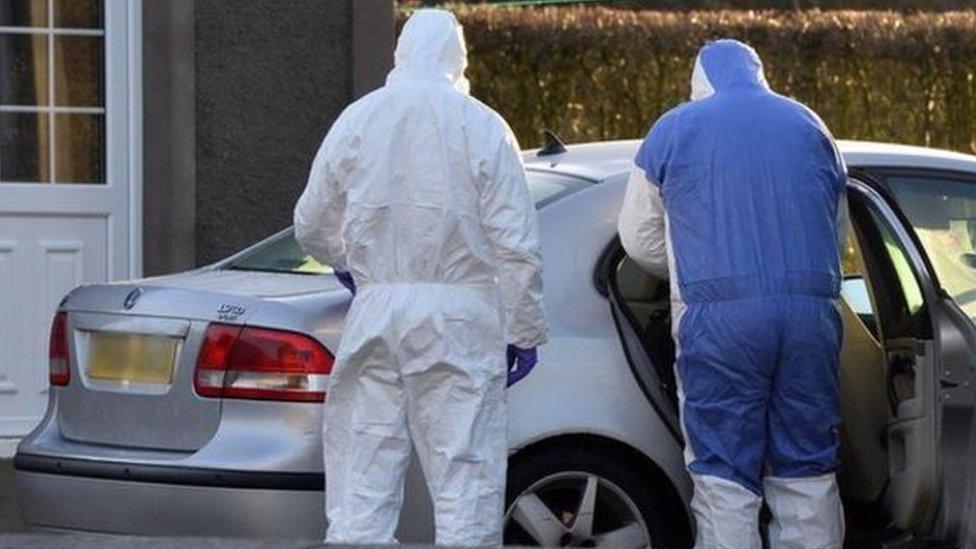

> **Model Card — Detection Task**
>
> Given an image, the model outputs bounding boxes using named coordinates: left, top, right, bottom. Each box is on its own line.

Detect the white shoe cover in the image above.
left=691, top=474, right=763, bottom=549
left=764, top=474, right=844, bottom=549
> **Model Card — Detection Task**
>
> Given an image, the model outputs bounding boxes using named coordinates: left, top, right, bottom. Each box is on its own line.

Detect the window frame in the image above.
left=847, top=174, right=939, bottom=340
left=865, top=167, right=976, bottom=304
left=854, top=166, right=976, bottom=294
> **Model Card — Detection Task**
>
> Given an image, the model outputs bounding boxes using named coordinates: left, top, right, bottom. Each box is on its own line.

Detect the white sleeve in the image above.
left=618, top=164, right=669, bottom=279
left=478, top=122, right=548, bottom=349
left=293, top=126, right=348, bottom=271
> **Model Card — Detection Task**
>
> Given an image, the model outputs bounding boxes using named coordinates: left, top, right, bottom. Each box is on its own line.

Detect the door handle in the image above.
left=940, top=378, right=960, bottom=389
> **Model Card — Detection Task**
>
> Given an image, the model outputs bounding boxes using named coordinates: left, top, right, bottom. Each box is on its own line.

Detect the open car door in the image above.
left=851, top=171, right=976, bottom=545
left=603, top=173, right=976, bottom=543
left=599, top=240, right=682, bottom=443
left=848, top=177, right=976, bottom=543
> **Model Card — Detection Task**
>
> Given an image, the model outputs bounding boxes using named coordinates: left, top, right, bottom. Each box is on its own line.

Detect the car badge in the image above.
left=123, top=288, right=143, bottom=310
left=216, top=303, right=246, bottom=322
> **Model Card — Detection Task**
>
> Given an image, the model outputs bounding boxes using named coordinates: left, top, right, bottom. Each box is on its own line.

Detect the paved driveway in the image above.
left=0, top=461, right=22, bottom=533
left=0, top=458, right=941, bottom=547
left=0, top=535, right=321, bottom=548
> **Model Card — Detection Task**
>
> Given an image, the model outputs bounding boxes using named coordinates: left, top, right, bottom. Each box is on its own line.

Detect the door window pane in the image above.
left=875, top=215, right=926, bottom=317
left=884, top=175, right=976, bottom=321
left=0, top=112, right=49, bottom=182
left=53, top=35, right=103, bottom=107
left=0, top=0, right=47, bottom=27
left=53, top=0, right=101, bottom=29
left=1, top=33, right=48, bottom=105
left=851, top=189, right=932, bottom=339
left=54, top=113, right=103, bottom=183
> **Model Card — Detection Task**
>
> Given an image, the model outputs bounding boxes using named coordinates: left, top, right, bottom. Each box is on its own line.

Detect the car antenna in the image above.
left=536, top=129, right=567, bottom=157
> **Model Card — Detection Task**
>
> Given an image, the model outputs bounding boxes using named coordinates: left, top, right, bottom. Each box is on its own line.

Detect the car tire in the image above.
left=504, top=442, right=688, bottom=548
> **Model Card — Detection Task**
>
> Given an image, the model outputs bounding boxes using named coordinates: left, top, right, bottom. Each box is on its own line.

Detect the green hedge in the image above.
left=425, top=8, right=976, bottom=154
left=399, top=1, right=975, bottom=10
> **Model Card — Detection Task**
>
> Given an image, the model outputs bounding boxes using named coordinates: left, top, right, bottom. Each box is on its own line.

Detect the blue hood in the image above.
left=696, top=39, right=769, bottom=93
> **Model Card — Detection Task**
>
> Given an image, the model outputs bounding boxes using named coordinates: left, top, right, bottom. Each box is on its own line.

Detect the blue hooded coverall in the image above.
left=618, top=40, right=847, bottom=548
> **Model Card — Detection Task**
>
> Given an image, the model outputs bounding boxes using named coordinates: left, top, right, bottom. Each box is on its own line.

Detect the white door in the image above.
left=0, top=0, right=141, bottom=446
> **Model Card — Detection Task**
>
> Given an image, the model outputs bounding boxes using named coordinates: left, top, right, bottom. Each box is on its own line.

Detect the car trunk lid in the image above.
left=55, top=272, right=339, bottom=452
left=58, top=311, right=216, bottom=451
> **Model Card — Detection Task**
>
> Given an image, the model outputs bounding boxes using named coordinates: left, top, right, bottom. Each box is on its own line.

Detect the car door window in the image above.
left=881, top=173, right=976, bottom=322
left=848, top=189, right=931, bottom=340
left=879, top=215, right=926, bottom=317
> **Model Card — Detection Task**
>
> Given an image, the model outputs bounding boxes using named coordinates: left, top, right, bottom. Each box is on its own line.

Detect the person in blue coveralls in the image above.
left=618, top=39, right=847, bottom=548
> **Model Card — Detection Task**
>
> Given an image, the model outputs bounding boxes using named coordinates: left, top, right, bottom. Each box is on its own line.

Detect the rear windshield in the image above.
left=225, top=171, right=588, bottom=275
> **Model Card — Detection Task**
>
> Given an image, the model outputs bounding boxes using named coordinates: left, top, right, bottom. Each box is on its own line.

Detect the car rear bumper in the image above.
left=14, top=456, right=325, bottom=539
left=14, top=453, right=323, bottom=491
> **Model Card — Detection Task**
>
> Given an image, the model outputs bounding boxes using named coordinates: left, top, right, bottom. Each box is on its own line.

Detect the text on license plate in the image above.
left=86, top=332, right=180, bottom=384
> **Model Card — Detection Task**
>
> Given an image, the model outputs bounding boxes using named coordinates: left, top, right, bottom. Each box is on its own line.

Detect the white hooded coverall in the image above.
left=293, top=9, right=547, bottom=546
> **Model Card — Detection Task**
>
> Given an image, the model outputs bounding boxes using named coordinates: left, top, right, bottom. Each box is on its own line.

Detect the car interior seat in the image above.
left=614, top=258, right=677, bottom=406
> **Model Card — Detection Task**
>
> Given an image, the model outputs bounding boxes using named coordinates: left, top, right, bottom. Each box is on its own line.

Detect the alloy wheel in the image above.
left=504, top=471, right=653, bottom=547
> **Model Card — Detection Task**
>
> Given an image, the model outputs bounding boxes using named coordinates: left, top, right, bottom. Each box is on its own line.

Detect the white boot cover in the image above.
left=764, top=474, right=844, bottom=549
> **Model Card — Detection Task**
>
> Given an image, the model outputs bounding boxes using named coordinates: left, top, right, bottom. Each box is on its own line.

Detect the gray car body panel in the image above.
left=15, top=140, right=976, bottom=541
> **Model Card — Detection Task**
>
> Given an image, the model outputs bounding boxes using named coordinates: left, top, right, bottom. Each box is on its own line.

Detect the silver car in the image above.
left=14, top=139, right=976, bottom=547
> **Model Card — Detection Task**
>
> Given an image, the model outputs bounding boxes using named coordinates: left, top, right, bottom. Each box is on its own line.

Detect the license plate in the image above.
left=86, top=332, right=180, bottom=384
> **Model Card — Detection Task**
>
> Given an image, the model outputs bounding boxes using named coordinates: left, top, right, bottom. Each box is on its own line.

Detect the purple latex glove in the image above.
left=507, top=345, right=537, bottom=387
left=334, top=270, right=356, bottom=295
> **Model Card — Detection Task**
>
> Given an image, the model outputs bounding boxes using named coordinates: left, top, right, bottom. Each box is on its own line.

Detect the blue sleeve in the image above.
left=797, top=102, right=847, bottom=194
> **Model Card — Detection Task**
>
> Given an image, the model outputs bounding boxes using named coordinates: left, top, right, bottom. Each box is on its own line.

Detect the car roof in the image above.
left=523, top=139, right=976, bottom=181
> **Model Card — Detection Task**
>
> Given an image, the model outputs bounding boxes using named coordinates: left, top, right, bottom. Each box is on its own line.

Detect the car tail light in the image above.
left=194, top=324, right=333, bottom=402
left=193, top=324, right=242, bottom=398
left=49, top=312, right=70, bottom=387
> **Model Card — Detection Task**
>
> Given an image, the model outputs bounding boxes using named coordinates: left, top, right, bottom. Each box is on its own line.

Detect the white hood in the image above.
left=386, top=9, right=470, bottom=94
left=690, top=54, right=715, bottom=101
